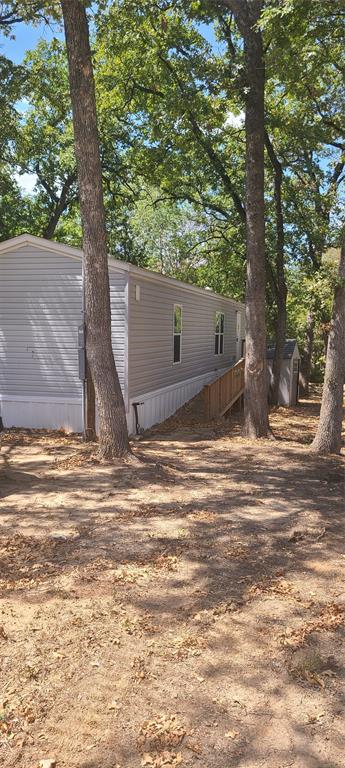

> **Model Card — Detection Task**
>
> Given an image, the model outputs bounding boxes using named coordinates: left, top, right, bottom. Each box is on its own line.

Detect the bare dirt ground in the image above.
left=0, top=391, right=344, bottom=768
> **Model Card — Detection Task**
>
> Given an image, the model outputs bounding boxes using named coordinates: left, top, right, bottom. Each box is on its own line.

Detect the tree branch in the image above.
left=157, top=52, right=246, bottom=222
left=35, top=164, right=59, bottom=204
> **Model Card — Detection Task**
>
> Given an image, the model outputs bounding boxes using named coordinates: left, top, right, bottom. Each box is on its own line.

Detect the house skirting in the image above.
left=0, top=368, right=228, bottom=435
left=127, top=368, right=228, bottom=434
left=0, top=394, right=83, bottom=433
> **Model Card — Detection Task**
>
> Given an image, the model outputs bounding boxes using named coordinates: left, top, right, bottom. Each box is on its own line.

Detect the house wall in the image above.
left=267, top=359, right=291, bottom=406
left=0, top=235, right=245, bottom=434
left=127, top=366, right=231, bottom=434
left=236, top=307, right=246, bottom=360
left=109, top=266, right=129, bottom=406
left=279, top=360, right=291, bottom=406
left=267, top=344, right=300, bottom=406
left=0, top=243, right=128, bottom=432
left=290, top=344, right=300, bottom=405
left=0, top=244, right=84, bottom=431
left=128, top=272, right=244, bottom=400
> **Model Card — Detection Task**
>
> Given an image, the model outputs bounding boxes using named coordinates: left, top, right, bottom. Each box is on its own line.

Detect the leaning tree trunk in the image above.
left=265, top=131, right=287, bottom=405
left=311, top=236, right=345, bottom=454
left=61, top=0, right=129, bottom=459
left=241, top=3, right=270, bottom=436
left=299, top=310, right=314, bottom=397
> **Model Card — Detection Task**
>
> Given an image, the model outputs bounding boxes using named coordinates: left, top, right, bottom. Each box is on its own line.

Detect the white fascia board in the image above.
left=0, top=233, right=129, bottom=274
left=0, top=233, right=84, bottom=261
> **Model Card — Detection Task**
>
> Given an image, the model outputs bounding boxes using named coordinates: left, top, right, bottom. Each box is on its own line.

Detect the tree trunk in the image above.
left=41, top=173, right=77, bottom=241
left=299, top=310, right=314, bottom=397
left=239, top=2, right=270, bottom=436
left=264, top=132, right=287, bottom=405
left=42, top=198, right=70, bottom=240
left=61, top=0, right=130, bottom=459
left=271, top=298, right=287, bottom=403
left=321, top=320, right=330, bottom=357
left=219, top=1, right=270, bottom=436
left=298, top=158, right=345, bottom=396
left=311, top=237, right=345, bottom=454
left=43, top=212, right=63, bottom=240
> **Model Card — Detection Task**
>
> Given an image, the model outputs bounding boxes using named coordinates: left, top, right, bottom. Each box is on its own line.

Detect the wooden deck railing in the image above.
left=203, top=358, right=245, bottom=419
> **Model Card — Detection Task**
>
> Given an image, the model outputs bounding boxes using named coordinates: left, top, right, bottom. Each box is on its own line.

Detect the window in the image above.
left=215, top=311, right=224, bottom=355
left=173, top=304, right=182, bottom=363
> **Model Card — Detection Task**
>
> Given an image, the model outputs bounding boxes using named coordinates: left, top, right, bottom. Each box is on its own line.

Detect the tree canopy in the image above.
left=1, top=0, right=344, bottom=382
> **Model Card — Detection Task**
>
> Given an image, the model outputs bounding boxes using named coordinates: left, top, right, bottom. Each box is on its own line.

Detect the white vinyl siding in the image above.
left=0, top=246, right=83, bottom=399
left=128, top=274, right=240, bottom=399
left=0, top=245, right=128, bottom=407
left=109, top=267, right=128, bottom=401
left=0, top=235, right=245, bottom=432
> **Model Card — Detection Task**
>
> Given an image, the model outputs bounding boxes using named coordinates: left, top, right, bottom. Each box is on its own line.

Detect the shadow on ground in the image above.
left=0, top=394, right=344, bottom=768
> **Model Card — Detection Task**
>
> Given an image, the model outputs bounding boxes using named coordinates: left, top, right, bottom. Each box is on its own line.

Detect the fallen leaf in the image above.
left=141, top=754, right=154, bottom=766
left=307, top=711, right=325, bottom=724
left=225, top=730, right=239, bottom=740
left=186, top=742, right=202, bottom=754
left=39, top=760, right=56, bottom=768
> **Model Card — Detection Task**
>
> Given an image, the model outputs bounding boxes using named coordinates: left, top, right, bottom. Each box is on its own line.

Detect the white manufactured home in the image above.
left=0, top=234, right=245, bottom=434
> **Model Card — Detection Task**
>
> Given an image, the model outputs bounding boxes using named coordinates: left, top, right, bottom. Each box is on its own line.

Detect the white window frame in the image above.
left=215, top=311, right=225, bottom=356
left=173, top=304, right=182, bottom=364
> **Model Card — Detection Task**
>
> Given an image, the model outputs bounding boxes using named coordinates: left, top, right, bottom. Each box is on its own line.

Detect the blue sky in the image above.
left=1, top=20, right=63, bottom=193
left=0, top=14, right=214, bottom=194
left=0, top=15, right=216, bottom=64
left=0, top=20, right=63, bottom=64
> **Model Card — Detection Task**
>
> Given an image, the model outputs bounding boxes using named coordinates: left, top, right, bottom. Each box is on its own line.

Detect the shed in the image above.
left=0, top=234, right=245, bottom=434
left=267, top=339, right=300, bottom=406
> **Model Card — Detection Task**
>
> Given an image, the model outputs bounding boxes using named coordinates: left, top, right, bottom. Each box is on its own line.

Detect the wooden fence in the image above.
left=203, top=358, right=245, bottom=419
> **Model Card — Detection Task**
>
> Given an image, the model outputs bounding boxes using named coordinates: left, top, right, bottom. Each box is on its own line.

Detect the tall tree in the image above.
left=16, top=41, right=78, bottom=240
left=264, top=131, right=287, bottom=405
left=60, top=0, right=130, bottom=459
left=261, top=0, right=345, bottom=395
left=311, top=236, right=345, bottom=454
left=219, top=0, right=270, bottom=436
